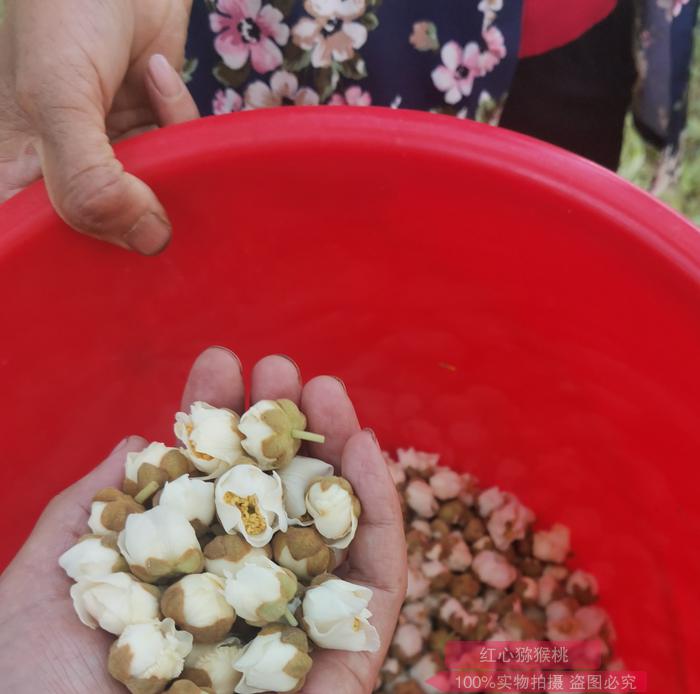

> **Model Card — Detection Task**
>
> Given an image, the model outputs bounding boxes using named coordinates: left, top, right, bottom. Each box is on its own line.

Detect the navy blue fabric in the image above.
left=187, top=0, right=225, bottom=113
left=187, top=0, right=522, bottom=115
left=186, top=0, right=697, bottom=149
left=669, top=0, right=700, bottom=148
left=347, top=1, right=522, bottom=112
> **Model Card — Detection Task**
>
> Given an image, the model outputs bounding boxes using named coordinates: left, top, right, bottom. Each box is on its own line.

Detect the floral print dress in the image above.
left=186, top=0, right=522, bottom=122
left=184, top=0, right=698, bottom=149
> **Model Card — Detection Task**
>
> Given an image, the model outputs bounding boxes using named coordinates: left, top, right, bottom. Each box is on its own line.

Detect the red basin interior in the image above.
left=1, top=108, right=699, bottom=690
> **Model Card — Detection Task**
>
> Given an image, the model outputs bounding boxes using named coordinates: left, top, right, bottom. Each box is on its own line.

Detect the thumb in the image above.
left=37, top=435, right=148, bottom=542
left=36, top=99, right=171, bottom=255
left=145, top=54, right=200, bottom=127
left=3, top=435, right=147, bottom=580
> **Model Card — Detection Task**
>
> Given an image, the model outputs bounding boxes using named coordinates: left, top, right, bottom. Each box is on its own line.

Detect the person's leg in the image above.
left=500, top=0, right=637, bottom=170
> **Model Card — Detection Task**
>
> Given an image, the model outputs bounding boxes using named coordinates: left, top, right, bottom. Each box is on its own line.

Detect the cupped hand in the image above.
left=0, top=347, right=407, bottom=693
left=0, top=0, right=199, bottom=254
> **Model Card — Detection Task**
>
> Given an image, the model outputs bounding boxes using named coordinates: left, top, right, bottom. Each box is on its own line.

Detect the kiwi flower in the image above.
left=301, top=576, right=380, bottom=652
left=214, top=464, right=287, bottom=547
left=59, top=534, right=128, bottom=581
left=272, top=527, right=333, bottom=581
left=533, top=523, right=571, bottom=563
left=161, top=573, right=236, bottom=644
left=183, top=638, right=243, bottom=694
left=232, top=625, right=312, bottom=694
left=124, top=442, right=193, bottom=497
left=107, top=618, right=193, bottom=694
left=70, top=572, right=161, bottom=635
left=203, top=535, right=272, bottom=578
left=276, top=456, right=333, bottom=525
left=175, top=402, right=244, bottom=478
left=239, top=399, right=324, bottom=470
left=118, top=506, right=204, bottom=583
left=223, top=557, right=298, bottom=627
left=88, top=487, right=144, bottom=535
left=305, top=476, right=361, bottom=549
left=471, top=550, right=517, bottom=590
left=157, top=475, right=216, bottom=535
left=487, top=498, right=534, bottom=551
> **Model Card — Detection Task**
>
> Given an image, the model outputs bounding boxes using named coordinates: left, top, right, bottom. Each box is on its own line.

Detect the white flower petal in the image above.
left=239, top=403, right=278, bottom=467
left=125, top=442, right=178, bottom=483
left=244, top=80, right=277, bottom=109
left=472, top=550, right=517, bottom=590
left=175, top=402, right=243, bottom=477
left=341, top=21, right=367, bottom=50
left=291, top=17, right=319, bottom=49
left=70, top=573, right=159, bottom=635
left=295, top=87, right=320, bottom=106
left=405, top=479, right=437, bottom=518
left=118, top=506, right=200, bottom=569
left=223, top=558, right=290, bottom=624
left=174, top=573, right=232, bottom=629
left=440, top=41, right=462, bottom=71
left=302, top=578, right=379, bottom=652
left=185, top=638, right=243, bottom=694
left=59, top=536, right=123, bottom=581
left=112, top=619, right=192, bottom=681
left=87, top=501, right=111, bottom=535
left=159, top=475, right=216, bottom=527
left=337, top=0, right=366, bottom=19
left=305, top=477, right=358, bottom=548
left=269, top=70, right=299, bottom=99
left=445, top=86, right=462, bottom=105
left=278, top=456, right=333, bottom=523
left=533, top=523, right=571, bottom=563
left=429, top=467, right=463, bottom=500
left=304, top=0, right=337, bottom=17
left=215, top=465, right=287, bottom=547
left=431, top=65, right=456, bottom=92
left=205, top=543, right=272, bottom=578
left=234, top=631, right=303, bottom=694
left=478, top=486, right=506, bottom=517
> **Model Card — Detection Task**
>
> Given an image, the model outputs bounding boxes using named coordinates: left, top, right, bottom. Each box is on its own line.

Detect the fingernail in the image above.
left=111, top=436, right=129, bottom=454
left=211, top=346, right=243, bottom=375
left=148, top=54, right=183, bottom=99
left=363, top=427, right=379, bottom=446
left=125, top=212, right=171, bottom=255
left=274, top=354, right=302, bottom=383
left=331, top=376, right=347, bottom=394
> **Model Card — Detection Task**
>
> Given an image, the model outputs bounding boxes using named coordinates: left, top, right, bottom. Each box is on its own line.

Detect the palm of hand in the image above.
left=0, top=348, right=407, bottom=694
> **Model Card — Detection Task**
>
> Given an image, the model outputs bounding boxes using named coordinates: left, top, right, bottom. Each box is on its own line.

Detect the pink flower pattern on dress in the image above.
left=186, top=0, right=694, bottom=152
left=479, top=26, right=507, bottom=74
left=478, top=0, right=504, bottom=28
left=431, top=24, right=507, bottom=106
left=210, top=0, right=290, bottom=74
left=328, top=86, right=372, bottom=106
left=431, top=42, right=482, bottom=105
left=213, top=88, right=244, bottom=115
left=245, top=70, right=320, bottom=108
left=292, top=0, right=369, bottom=68
left=672, top=0, right=690, bottom=17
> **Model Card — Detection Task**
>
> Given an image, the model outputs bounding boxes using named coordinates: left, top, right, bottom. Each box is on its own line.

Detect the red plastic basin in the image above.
left=1, top=108, right=699, bottom=690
